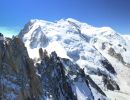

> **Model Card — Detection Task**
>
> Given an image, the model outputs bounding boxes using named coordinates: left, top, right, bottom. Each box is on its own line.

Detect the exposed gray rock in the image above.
left=0, top=36, right=42, bottom=100
left=108, top=47, right=130, bottom=67
left=36, top=49, right=106, bottom=100
left=102, top=76, right=120, bottom=91
left=101, top=42, right=106, bottom=50
left=100, top=59, right=116, bottom=74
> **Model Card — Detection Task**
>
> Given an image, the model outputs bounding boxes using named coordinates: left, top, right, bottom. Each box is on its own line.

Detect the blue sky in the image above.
left=0, top=0, right=130, bottom=36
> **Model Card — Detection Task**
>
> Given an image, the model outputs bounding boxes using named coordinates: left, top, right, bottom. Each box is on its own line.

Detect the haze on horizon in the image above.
left=0, top=0, right=130, bottom=37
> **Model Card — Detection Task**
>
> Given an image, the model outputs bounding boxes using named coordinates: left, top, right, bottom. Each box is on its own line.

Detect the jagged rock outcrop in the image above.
left=36, top=48, right=106, bottom=100
left=0, top=35, right=42, bottom=100
left=108, top=47, right=130, bottom=67
left=108, top=48, right=124, bottom=62
left=102, top=75, right=120, bottom=91
left=100, top=59, right=116, bottom=74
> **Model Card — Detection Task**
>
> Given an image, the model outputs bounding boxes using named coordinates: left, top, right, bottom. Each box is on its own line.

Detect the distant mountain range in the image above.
left=0, top=18, right=130, bottom=100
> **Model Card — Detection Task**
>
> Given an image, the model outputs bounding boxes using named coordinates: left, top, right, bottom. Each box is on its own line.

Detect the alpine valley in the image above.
left=1, top=18, right=130, bottom=100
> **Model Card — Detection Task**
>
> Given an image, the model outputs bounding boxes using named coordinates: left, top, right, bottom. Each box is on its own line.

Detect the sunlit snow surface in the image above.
left=19, top=18, right=130, bottom=100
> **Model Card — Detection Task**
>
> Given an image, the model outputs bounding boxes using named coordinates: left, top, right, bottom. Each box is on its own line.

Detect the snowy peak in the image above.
left=19, top=18, right=130, bottom=100
left=19, top=18, right=130, bottom=65
left=18, top=18, right=130, bottom=64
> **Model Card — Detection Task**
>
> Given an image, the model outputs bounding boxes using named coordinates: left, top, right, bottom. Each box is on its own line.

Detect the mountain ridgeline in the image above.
left=0, top=35, right=106, bottom=100
left=1, top=18, right=130, bottom=100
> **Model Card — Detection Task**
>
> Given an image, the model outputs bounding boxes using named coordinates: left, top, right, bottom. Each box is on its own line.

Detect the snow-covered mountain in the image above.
left=18, top=18, right=130, bottom=100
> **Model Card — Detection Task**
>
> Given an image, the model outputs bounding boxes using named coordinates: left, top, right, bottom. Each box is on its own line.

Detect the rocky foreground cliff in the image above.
left=0, top=35, right=42, bottom=100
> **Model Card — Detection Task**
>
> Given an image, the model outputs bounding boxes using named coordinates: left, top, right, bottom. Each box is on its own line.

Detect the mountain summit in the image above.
left=18, top=18, right=130, bottom=100
left=1, top=18, right=130, bottom=100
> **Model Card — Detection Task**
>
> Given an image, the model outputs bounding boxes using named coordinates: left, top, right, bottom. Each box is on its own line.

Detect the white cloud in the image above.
left=0, top=26, right=20, bottom=37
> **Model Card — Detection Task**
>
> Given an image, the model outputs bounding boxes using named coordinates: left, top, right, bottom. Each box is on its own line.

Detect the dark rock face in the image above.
left=0, top=33, right=3, bottom=37
left=86, top=75, right=106, bottom=97
left=108, top=48, right=130, bottom=67
left=39, top=48, right=44, bottom=59
left=36, top=49, right=106, bottom=100
left=100, top=59, right=116, bottom=74
left=0, top=33, right=4, bottom=42
left=37, top=50, right=78, bottom=100
left=103, top=76, right=120, bottom=91
left=108, top=48, right=125, bottom=64
left=79, top=69, right=106, bottom=97
left=0, top=37, right=42, bottom=100
left=101, top=42, right=106, bottom=50
left=93, top=68, right=120, bottom=91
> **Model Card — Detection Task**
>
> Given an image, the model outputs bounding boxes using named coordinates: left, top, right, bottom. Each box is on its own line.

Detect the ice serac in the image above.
left=19, top=18, right=130, bottom=100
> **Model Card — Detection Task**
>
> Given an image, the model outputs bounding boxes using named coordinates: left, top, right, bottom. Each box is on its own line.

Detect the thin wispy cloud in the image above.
left=0, top=26, right=20, bottom=37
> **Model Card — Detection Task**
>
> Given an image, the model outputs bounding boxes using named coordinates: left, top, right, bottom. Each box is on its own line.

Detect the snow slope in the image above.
left=19, top=18, right=130, bottom=100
